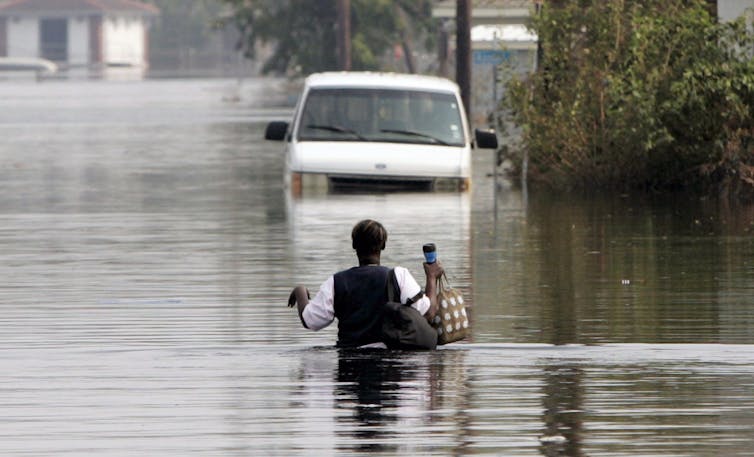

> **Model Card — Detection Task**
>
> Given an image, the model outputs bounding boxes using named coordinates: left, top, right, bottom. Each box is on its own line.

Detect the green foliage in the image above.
left=503, top=0, right=754, bottom=200
left=218, top=0, right=436, bottom=75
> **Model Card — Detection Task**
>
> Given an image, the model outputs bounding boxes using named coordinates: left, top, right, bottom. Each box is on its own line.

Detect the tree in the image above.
left=218, top=0, right=436, bottom=76
left=147, top=0, right=225, bottom=60
left=501, top=0, right=754, bottom=200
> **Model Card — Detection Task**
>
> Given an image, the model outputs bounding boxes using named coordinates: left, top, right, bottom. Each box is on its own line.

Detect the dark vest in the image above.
left=333, top=265, right=390, bottom=348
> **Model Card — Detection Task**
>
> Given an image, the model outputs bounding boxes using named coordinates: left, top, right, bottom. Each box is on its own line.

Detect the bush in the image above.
left=502, top=0, right=754, bottom=200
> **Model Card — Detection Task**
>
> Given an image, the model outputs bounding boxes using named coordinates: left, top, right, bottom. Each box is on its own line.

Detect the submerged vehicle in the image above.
left=265, top=72, right=497, bottom=193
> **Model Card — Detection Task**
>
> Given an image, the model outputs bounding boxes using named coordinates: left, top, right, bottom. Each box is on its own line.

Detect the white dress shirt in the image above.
left=302, top=266, right=429, bottom=331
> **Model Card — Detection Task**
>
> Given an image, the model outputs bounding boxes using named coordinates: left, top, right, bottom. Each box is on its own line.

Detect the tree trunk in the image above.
left=456, top=0, right=471, bottom=120
left=337, top=0, right=351, bottom=70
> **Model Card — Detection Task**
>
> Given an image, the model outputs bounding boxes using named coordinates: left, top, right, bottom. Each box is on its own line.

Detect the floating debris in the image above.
left=539, top=434, right=567, bottom=445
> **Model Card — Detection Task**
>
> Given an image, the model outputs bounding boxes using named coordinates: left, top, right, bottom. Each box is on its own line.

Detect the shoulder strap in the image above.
left=436, top=271, right=450, bottom=290
left=386, top=268, right=402, bottom=304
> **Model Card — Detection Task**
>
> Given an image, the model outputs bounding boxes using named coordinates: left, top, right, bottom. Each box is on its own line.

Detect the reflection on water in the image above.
left=1, top=79, right=753, bottom=456
left=335, top=350, right=412, bottom=454
left=472, top=191, right=754, bottom=345
left=540, top=364, right=584, bottom=457
left=286, top=190, right=471, bottom=288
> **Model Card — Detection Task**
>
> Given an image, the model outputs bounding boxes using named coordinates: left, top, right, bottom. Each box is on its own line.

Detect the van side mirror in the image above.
left=265, top=121, right=289, bottom=141
left=474, top=128, right=498, bottom=149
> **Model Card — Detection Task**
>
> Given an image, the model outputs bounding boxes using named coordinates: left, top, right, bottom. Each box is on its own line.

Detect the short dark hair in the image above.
left=351, top=219, right=387, bottom=255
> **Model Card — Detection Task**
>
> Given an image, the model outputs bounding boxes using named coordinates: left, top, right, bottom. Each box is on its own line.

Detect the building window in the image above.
left=40, top=18, right=68, bottom=62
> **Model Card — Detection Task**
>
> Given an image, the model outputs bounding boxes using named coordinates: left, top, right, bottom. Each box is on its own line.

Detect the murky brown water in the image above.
left=1, top=78, right=753, bottom=456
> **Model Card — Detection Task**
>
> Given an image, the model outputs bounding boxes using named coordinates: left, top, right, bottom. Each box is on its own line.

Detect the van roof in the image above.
left=305, top=72, right=460, bottom=93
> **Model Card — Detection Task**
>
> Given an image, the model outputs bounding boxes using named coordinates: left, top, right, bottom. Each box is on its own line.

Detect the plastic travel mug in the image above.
left=423, top=243, right=437, bottom=264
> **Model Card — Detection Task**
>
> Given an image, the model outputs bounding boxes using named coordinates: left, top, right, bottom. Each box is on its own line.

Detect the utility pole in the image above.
left=456, top=0, right=471, bottom=121
left=337, top=0, right=351, bottom=70
left=535, top=1, right=543, bottom=72
left=707, top=0, right=718, bottom=20
left=437, top=22, right=449, bottom=78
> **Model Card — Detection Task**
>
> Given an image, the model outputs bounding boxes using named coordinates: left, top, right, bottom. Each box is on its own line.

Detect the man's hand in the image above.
left=423, top=260, right=444, bottom=281
left=287, top=286, right=310, bottom=308
left=287, top=290, right=297, bottom=308
left=288, top=285, right=311, bottom=329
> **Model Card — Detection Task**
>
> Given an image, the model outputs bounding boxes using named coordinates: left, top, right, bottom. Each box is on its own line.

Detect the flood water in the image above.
left=1, top=78, right=753, bottom=456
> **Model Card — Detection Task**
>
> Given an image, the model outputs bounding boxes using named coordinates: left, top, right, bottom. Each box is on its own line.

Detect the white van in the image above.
left=265, top=72, right=497, bottom=193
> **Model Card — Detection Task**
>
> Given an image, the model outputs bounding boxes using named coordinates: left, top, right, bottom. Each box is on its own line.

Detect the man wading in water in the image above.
left=287, top=219, right=444, bottom=348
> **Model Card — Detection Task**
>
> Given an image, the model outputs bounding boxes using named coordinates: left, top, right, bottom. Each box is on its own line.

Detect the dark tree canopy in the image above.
left=219, top=0, right=436, bottom=76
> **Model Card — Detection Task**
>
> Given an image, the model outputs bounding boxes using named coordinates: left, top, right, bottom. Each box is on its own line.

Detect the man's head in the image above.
left=351, top=219, right=387, bottom=257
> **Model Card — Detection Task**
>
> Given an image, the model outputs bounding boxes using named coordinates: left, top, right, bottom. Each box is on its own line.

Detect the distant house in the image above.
left=0, top=0, right=159, bottom=69
left=433, top=0, right=538, bottom=119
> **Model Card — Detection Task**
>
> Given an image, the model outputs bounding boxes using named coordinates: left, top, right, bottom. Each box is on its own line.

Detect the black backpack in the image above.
left=380, top=269, right=438, bottom=350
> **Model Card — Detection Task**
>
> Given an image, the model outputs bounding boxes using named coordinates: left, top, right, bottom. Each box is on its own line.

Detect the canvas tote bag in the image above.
left=431, top=273, right=469, bottom=345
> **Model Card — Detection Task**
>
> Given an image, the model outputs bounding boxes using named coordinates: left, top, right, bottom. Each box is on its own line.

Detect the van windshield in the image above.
left=297, top=88, right=465, bottom=146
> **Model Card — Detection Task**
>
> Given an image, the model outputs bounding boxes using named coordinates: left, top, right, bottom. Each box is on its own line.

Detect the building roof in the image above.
left=472, top=24, right=537, bottom=43
left=305, top=72, right=460, bottom=94
left=0, top=0, right=159, bottom=15
left=433, top=0, right=536, bottom=25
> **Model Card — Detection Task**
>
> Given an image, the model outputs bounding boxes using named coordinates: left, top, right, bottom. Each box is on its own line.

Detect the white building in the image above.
left=718, top=0, right=754, bottom=22
left=433, top=0, right=538, bottom=120
left=0, top=0, right=158, bottom=69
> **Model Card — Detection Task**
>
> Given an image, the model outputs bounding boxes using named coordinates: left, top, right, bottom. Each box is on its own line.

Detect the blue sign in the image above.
left=473, top=50, right=512, bottom=65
